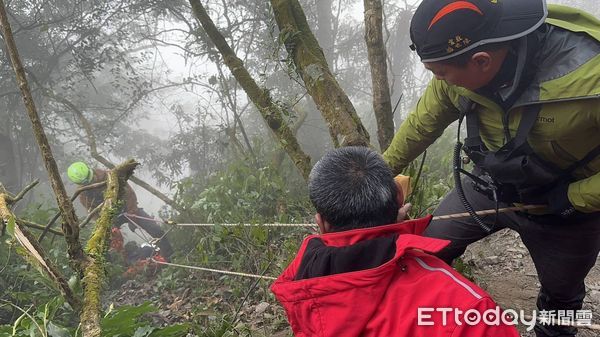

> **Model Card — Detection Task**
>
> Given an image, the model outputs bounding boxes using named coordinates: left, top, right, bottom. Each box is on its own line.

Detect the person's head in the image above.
left=409, top=0, right=547, bottom=90
left=67, top=161, right=94, bottom=185
left=308, top=146, right=401, bottom=233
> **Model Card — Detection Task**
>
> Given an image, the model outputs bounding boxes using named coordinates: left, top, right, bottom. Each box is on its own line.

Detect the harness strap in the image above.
left=566, top=143, right=600, bottom=174
left=511, top=105, right=541, bottom=146
left=458, top=97, right=485, bottom=149
left=457, top=95, right=600, bottom=176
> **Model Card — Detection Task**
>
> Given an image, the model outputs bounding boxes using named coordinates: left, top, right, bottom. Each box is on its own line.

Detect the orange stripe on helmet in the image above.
left=428, top=1, right=484, bottom=30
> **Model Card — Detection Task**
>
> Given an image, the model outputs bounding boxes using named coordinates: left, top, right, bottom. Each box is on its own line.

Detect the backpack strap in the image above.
left=457, top=96, right=487, bottom=150
left=566, top=143, right=600, bottom=174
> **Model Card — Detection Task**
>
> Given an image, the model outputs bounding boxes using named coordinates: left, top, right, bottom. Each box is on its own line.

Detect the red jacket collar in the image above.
left=272, top=216, right=450, bottom=294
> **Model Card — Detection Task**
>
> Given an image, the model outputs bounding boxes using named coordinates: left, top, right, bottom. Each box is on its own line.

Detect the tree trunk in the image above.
left=0, top=132, right=19, bottom=192
left=271, top=106, right=308, bottom=170
left=189, top=0, right=312, bottom=180
left=270, top=0, right=371, bottom=147
left=80, top=160, right=138, bottom=337
left=364, top=0, right=394, bottom=151
left=0, top=0, right=85, bottom=266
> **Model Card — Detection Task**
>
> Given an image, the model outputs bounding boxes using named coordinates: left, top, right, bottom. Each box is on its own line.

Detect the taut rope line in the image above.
left=150, top=258, right=277, bottom=281
left=160, top=205, right=546, bottom=228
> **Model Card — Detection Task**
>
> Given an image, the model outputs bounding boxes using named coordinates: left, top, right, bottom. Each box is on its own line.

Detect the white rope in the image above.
left=176, top=222, right=317, bottom=228
left=151, top=258, right=277, bottom=281
left=173, top=205, right=546, bottom=228
left=122, top=213, right=156, bottom=244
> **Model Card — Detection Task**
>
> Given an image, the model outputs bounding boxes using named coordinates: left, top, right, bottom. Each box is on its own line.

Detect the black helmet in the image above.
left=409, top=0, right=547, bottom=62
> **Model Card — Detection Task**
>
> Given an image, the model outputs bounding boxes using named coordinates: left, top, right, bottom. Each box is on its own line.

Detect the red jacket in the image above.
left=271, top=216, right=520, bottom=337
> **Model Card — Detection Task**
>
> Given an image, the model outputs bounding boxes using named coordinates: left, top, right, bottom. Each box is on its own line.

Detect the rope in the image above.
left=151, top=258, right=276, bottom=281
left=431, top=204, right=544, bottom=221
left=123, top=213, right=164, bottom=223
left=176, top=222, right=317, bottom=228
left=172, top=205, right=546, bottom=228
left=122, top=213, right=156, bottom=244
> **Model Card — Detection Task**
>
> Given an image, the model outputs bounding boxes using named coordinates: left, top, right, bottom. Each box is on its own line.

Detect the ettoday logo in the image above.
left=417, top=307, right=593, bottom=331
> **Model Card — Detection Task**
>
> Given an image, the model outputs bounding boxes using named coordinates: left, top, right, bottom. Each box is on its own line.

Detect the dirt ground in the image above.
left=463, top=228, right=600, bottom=337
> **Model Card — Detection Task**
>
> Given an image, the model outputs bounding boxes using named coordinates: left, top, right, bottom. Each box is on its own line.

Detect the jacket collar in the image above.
left=271, top=216, right=450, bottom=301
left=298, top=215, right=446, bottom=255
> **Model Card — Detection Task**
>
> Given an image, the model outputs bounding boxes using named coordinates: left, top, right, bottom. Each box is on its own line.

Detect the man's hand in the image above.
left=547, top=181, right=578, bottom=218
left=397, top=203, right=412, bottom=222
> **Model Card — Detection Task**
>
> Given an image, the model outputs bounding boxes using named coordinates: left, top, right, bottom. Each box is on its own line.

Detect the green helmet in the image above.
left=67, top=162, right=94, bottom=185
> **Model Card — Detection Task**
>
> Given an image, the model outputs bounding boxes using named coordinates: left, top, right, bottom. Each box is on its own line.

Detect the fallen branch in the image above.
left=0, top=187, right=80, bottom=310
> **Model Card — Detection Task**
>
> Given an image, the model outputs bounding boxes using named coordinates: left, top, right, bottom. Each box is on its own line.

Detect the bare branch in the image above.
left=79, top=203, right=103, bottom=229
left=10, top=179, right=39, bottom=205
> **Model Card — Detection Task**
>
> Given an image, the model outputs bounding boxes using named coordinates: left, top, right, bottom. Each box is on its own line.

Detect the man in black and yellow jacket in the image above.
left=384, top=1, right=600, bottom=336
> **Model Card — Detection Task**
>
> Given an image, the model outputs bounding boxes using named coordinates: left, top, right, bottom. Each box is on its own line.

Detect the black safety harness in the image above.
left=454, top=97, right=600, bottom=232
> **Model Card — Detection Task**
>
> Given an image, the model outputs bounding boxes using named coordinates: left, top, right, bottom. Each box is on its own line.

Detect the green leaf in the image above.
left=101, top=303, right=156, bottom=336
left=148, top=324, right=190, bottom=337
left=47, top=322, right=71, bottom=337
left=0, top=325, right=14, bottom=337
left=132, top=326, right=154, bottom=337
left=6, top=215, right=16, bottom=236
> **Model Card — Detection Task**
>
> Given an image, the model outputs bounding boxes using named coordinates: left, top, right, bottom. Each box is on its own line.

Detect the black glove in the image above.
left=547, top=181, right=578, bottom=218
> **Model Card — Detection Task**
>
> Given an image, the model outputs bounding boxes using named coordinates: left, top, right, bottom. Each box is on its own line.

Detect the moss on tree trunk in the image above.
left=80, top=160, right=138, bottom=337
left=189, top=0, right=312, bottom=180
left=270, top=0, right=371, bottom=147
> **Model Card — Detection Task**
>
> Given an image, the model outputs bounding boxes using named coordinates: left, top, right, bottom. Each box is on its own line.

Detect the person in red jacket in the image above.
left=271, top=147, right=521, bottom=337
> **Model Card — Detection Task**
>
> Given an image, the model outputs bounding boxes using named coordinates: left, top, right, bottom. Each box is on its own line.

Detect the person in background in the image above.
left=67, top=161, right=173, bottom=259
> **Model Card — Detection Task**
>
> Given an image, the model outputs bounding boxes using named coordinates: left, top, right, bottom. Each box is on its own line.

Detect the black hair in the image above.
left=441, top=42, right=511, bottom=67
left=308, top=146, right=398, bottom=231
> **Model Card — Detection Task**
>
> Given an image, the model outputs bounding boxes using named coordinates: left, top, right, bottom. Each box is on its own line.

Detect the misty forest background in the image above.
left=0, top=0, right=598, bottom=336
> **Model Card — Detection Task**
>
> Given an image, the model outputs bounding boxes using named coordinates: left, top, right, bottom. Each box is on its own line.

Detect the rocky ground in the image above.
left=463, top=228, right=600, bottom=337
